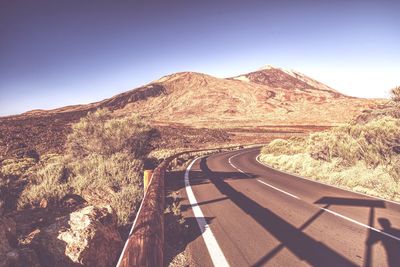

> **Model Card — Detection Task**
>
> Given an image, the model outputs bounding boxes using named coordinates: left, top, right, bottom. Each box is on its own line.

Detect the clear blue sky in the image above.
left=1, top=0, right=399, bottom=116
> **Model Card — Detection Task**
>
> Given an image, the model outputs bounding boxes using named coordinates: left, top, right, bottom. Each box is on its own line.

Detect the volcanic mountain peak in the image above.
left=232, top=65, right=341, bottom=96
left=258, top=64, right=278, bottom=71
left=256, top=64, right=302, bottom=77
left=155, top=71, right=214, bottom=84
left=257, top=65, right=306, bottom=78
left=2, top=65, right=378, bottom=129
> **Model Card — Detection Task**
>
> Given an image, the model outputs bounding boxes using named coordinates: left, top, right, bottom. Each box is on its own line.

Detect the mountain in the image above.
left=101, top=65, right=377, bottom=127
left=0, top=66, right=380, bottom=157
left=16, top=65, right=376, bottom=126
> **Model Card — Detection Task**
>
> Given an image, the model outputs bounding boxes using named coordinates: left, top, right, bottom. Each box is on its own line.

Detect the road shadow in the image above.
left=315, top=196, right=386, bottom=208
left=168, top=155, right=400, bottom=266
left=165, top=164, right=255, bottom=195
left=199, top=156, right=357, bottom=267
left=367, top=218, right=400, bottom=267
left=315, top=196, right=399, bottom=267
left=164, top=169, right=211, bottom=266
left=164, top=163, right=253, bottom=266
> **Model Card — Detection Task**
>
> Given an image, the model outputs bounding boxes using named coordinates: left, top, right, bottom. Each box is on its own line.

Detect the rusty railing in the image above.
left=116, top=145, right=262, bottom=266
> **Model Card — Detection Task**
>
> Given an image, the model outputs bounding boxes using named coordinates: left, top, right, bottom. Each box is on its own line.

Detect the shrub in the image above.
left=307, top=117, right=399, bottom=167
left=18, top=109, right=152, bottom=225
left=18, top=159, right=70, bottom=208
left=391, top=86, right=400, bottom=103
left=67, top=153, right=143, bottom=194
left=110, top=186, right=143, bottom=225
left=261, top=137, right=305, bottom=156
left=1, top=157, right=36, bottom=178
left=260, top=116, right=400, bottom=202
left=66, top=109, right=153, bottom=158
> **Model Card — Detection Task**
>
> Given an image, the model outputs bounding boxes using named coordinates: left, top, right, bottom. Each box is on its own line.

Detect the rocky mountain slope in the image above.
left=129, top=66, right=374, bottom=127
left=0, top=66, right=387, bottom=267
left=0, top=65, right=379, bottom=158
left=10, top=65, right=377, bottom=126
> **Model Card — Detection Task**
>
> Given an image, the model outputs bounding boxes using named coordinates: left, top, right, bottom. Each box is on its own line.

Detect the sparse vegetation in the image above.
left=260, top=89, right=400, bottom=201
left=391, top=86, right=400, bottom=103
left=66, top=109, right=152, bottom=158
left=17, top=109, right=154, bottom=225
left=1, top=157, right=37, bottom=178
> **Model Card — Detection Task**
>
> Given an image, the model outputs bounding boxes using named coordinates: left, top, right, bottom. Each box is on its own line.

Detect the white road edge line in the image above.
left=255, top=154, right=400, bottom=206
left=257, top=179, right=300, bottom=199
left=320, top=207, right=400, bottom=242
left=185, top=158, right=230, bottom=267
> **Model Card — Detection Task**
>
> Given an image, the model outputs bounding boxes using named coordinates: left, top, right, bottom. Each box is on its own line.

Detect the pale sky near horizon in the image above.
left=0, top=0, right=399, bottom=116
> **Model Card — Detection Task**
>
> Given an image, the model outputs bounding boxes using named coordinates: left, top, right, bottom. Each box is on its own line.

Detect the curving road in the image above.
left=179, top=147, right=400, bottom=267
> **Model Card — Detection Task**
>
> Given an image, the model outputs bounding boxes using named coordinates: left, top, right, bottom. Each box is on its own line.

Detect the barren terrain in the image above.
left=0, top=66, right=379, bottom=159
left=0, top=66, right=382, bottom=266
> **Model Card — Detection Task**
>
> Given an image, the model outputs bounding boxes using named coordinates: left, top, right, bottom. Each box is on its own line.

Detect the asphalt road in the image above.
left=179, top=147, right=400, bottom=267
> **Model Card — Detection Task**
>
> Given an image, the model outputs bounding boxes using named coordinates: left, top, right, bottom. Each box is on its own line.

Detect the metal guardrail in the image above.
left=116, top=145, right=263, bottom=266
left=116, top=157, right=169, bottom=267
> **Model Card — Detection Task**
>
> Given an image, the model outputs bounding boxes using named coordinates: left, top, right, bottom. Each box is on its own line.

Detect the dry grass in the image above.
left=17, top=157, right=70, bottom=208
left=16, top=109, right=153, bottom=226
left=67, top=108, right=152, bottom=158
left=1, top=157, right=37, bottom=178
left=260, top=153, right=400, bottom=201
left=260, top=113, right=400, bottom=202
left=391, top=86, right=400, bottom=103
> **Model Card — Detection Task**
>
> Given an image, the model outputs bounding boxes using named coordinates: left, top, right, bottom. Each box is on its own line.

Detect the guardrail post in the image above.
left=117, top=146, right=260, bottom=267
left=143, top=170, right=153, bottom=193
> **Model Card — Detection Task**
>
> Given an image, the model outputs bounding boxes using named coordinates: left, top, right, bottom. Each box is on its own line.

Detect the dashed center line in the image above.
left=228, top=153, right=251, bottom=177
left=320, top=207, right=400, bottom=242
left=253, top=153, right=400, bottom=242
left=229, top=151, right=400, bottom=242
left=257, top=179, right=300, bottom=199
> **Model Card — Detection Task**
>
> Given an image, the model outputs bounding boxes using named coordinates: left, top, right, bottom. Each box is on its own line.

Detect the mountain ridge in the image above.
left=2, top=66, right=380, bottom=128
left=0, top=65, right=381, bottom=159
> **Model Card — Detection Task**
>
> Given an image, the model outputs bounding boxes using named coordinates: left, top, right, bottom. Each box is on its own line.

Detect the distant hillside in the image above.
left=0, top=65, right=381, bottom=158
left=112, top=65, right=377, bottom=127
left=5, top=65, right=378, bottom=126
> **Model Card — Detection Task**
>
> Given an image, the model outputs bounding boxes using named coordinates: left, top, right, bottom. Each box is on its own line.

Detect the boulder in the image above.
left=35, top=205, right=122, bottom=267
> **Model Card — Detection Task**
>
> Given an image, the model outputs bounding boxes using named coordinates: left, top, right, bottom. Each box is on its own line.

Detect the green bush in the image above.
left=18, top=160, right=70, bottom=208
left=67, top=153, right=142, bottom=193
left=18, top=108, right=153, bottom=225
left=391, top=86, right=400, bottom=103
left=261, top=137, right=305, bottom=156
left=260, top=116, right=400, bottom=202
left=1, top=158, right=36, bottom=178
left=66, top=109, right=153, bottom=158
left=307, top=117, right=399, bottom=167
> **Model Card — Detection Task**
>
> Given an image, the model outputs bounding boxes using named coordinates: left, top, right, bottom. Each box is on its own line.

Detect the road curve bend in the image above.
left=178, top=147, right=400, bottom=267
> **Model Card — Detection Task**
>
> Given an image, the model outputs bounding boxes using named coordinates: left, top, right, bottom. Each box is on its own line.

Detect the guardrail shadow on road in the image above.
left=164, top=165, right=253, bottom=265
left=315, top=196, right=399, bottom=267
left=117, top=146, right=256, bottom=267
left=199, top=156, right=357, bottom=267
left=166, top=162, right=256, bottom=213
left=199, top=155, right=399, bottom=267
